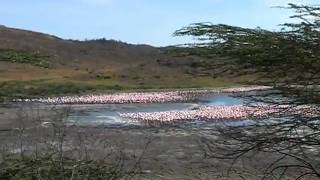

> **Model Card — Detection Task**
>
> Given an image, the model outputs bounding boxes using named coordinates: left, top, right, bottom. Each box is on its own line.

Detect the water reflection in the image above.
left=198, top=95, right=244, bottom=106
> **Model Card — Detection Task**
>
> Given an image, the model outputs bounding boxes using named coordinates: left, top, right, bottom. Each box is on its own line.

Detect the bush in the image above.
left=0, top=49, right=50, bottom=68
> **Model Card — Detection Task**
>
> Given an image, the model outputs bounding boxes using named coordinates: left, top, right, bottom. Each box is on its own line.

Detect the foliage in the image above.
left=0, top=81, right=94, bottom=101
left=175, top=3, right=320, bottom=179
left=0, top=49, right=50, bottom=68
left=0, top=81, right=125, bottom=101
left=174, top=4, right=320, bottom=90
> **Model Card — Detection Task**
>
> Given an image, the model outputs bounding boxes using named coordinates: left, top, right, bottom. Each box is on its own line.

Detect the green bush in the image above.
left=0, top=49, right=50, bottom=68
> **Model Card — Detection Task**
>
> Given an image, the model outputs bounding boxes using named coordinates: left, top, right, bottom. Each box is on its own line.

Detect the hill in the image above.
left=0, top=25, right=244, bottom=100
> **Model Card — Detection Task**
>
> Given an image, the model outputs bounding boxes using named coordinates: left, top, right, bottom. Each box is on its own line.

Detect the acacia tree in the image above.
left=175, top=4, right=320, bottom=179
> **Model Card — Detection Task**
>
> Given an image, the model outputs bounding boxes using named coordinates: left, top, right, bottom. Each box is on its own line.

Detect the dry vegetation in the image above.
left=0, top=105, right=151, bottom=179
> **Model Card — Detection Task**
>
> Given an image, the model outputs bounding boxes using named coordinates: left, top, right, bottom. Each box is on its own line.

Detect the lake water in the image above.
left=67, top=95, right=249, bottom=128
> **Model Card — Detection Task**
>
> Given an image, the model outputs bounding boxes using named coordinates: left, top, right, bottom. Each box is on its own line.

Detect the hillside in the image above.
left=0, top=25, right=244, bottom=99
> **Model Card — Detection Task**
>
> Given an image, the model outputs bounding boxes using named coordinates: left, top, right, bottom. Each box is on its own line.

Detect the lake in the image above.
left=66, top=95, right=250, bottom=128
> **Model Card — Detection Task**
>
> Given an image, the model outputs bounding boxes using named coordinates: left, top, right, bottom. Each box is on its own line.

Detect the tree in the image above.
left=174, top=3, right=320, bottom=179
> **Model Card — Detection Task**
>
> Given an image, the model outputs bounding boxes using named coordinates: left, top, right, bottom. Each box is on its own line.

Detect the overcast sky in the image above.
left=0, top=0, right=317, bottom=46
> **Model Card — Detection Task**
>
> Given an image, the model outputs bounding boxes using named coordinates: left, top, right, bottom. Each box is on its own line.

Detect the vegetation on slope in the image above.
left=0, top=49, right=50, bottom=68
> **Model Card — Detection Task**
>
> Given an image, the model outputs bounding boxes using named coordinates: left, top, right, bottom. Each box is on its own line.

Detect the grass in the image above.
left=0, top=49, right=50, bottom=68
left=0, top=75, right=242, bottom=102
left=0, top=49, right=248, bottom=101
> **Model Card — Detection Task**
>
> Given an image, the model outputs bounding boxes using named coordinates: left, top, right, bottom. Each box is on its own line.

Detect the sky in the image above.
left=0, top=0, right=318, bottom=46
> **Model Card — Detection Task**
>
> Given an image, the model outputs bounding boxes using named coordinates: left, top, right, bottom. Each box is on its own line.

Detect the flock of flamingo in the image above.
left=18, top=86, right=318, bottom=125
left=120, top=105, right=319, bottom=126
left=19, top=86, right=272, bottom=104
left=119, top=105, right=267, bottom=126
